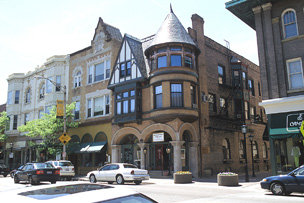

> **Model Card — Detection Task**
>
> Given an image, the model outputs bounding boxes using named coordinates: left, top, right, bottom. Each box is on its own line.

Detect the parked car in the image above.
left=14, top=162, right=60, bottom=185
left=260, top=165, right=304, bottom=195
left=87, top=163, right=150, bottom=185
left=10, top=165, right=24, bottom=178
left=45, top=160, right=75, bottom=180
left=0, top=163, right=10, bottom=177
left=2, top=183, right=157, bottom=202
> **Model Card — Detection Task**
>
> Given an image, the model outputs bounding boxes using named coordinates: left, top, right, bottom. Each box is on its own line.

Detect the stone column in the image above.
left=189, top=142, right=199, bottom=178
left=170, top=141, right=185, bottom=172
left=111, top=145, right=120, bottom=163
left=137, top=143, right=148, bottom=169
left=262, top=2, right=279, bottom=99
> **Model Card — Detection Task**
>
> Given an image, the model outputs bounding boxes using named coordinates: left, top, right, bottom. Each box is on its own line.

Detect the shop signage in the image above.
left=6, top=141, right=26, bottom=149
left=286, top=113, right=303, bottom=132
left=153, top=132, right=164, bottom=142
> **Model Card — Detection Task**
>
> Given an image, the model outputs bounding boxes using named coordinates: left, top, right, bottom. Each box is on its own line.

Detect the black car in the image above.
left=14, top=162, right=60, bottom=185
left=10, top=165, right=24, bottom=178
left=260, top=165, right=304, bottom=195
left=0, top=163, right=10, bottom=177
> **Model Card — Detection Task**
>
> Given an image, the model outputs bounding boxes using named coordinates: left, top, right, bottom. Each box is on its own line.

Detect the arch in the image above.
left=70, top=135, right=80, bottom=143
left=281, top=8, right=298, bottom=39
left=112, top=127, right=141, bottom=145
left=178, top=123, right=198, bottom=141
left=81, top=133, right=93, bottom=143
left=141, top=123, right=177, bottom=142
left=94, top=131, right=107, bottom=142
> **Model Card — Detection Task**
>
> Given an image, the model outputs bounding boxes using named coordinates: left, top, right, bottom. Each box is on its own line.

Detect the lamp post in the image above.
left=10, top=143, right=14, bottom=169
left=241, top=125, right=249, bottom=182
left=35, top=75, right=67, bottom=160
left=143, top=147, right=147, bottom=170
left=166, top=144, right=171, bottom=176
left=249, top=134, right=256, bottom=177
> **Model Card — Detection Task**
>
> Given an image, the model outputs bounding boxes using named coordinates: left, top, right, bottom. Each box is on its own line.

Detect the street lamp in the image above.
left=249, top=134, right=256, bottom=177
left=143, top=147, right=147, bottom=170
left=35, top=75, right=67, bottom=160
left=166, top=144, right=171, bottom=176
left=241, top=125, right=249, bottom=182
left=10, top=143, right=14, bottom=169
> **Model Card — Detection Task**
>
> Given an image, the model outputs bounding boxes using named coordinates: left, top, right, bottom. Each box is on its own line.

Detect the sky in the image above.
left=0, top=0, right=258, bottom=105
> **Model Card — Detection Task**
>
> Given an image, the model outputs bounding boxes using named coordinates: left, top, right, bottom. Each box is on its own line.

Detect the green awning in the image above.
left=270, top=133, right=302, bottom=139
left=86, top=141, right=107, bottom=153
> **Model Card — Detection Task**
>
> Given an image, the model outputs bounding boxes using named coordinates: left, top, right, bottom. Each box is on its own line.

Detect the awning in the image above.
left=72, top=141, right=107, bottom=153
left=86, top=141, right=107, bottom=153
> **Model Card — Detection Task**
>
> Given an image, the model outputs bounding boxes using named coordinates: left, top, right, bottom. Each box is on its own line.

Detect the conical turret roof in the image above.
left=145, top=7, right=199, bottom=55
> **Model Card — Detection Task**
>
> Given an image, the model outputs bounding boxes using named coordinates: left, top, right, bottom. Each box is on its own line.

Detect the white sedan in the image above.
left=87, top=163, right=150, bottom=185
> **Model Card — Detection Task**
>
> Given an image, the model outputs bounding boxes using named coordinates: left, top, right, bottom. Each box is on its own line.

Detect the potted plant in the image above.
left=173, top=171, right=192, bottom=184
left=217, top=172, right=239, bottom=186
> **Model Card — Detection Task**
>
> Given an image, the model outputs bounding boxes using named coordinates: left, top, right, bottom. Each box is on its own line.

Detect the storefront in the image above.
left=268, top=111, right=304, bottom=174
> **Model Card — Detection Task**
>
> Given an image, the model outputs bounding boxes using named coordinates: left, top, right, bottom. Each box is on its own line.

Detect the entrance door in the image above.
left=155, top=144, right=163, bottom=170
left=122, top=145, right=133, bottom=164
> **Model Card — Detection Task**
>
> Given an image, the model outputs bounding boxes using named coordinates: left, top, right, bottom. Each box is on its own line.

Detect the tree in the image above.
left=18, top=103, right=79, bottom=159
left=0, top=111, right=8, bottom=142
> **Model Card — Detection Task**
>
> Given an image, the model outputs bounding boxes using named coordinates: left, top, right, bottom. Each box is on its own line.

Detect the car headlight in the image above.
left=262, top=178, right=267, bottom=182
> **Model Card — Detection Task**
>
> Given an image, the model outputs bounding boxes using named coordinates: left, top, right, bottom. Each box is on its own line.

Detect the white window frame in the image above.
left=7, top=91, right=13, bottom=105
left=87, top=60, right=111, bottom=84
left=87, top=94, right=110, bottom=118
left=281, top=9, right=299, bottom=39
left=74, top=71, right=82, bottom=88
left=286, top=58, right=304, bottom=90
left=46, top=77, right=53, bottom=93
left=74, top=101, right=80, bottom=120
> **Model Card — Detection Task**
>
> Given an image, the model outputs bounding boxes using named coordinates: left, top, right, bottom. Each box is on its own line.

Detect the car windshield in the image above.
left=59, top=162, right=73, bottom=167
left=292, top=167, right=304, bottom=175
left=123, top=164, right=137, bottom=169
left=34, top=163, right=55, bottom=169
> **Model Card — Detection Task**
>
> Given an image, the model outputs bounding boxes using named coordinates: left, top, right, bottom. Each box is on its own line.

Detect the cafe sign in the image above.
left=286, top=113, right=303, bottom=132
left=270, top=112, right=304, bottom=135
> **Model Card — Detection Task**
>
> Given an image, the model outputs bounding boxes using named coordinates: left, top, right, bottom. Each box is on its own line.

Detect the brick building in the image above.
left=107, top=8, right=268, bottom=177
left=227, top=0, right=304, bottom=175
left=67, top=18, right=122, bottom=175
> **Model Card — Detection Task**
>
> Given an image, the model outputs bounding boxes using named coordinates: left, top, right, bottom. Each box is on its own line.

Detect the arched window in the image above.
left=282, top=9, right=298, bottom=39
left=239, top=140, right=245, bottom=159
left=74, top=71, right=81, bottom=88
left=222, top=138, right=231, bottom=159
left=262, top=142, right=268, bottom=159
left=25, top=88, right=31, bottom=103
left=39, top=84, right=45, bottom=99
left=253, top=141, right=259, bottom=159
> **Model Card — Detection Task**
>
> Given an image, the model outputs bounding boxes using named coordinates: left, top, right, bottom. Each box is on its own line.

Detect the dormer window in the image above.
left=120, top=61, right=131, bottom=78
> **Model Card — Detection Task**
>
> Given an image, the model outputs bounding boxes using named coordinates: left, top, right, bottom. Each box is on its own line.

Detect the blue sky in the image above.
left=0, top=0, right=258, bottom=105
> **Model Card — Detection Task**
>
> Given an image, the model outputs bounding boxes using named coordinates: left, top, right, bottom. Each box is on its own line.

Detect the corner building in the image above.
left=227, top=0, right=304, bottom=175
left=108, top=9, right=268, bottom=177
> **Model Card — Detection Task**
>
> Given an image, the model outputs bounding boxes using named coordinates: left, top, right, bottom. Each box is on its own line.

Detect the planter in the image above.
left=174, top=173, right=192, bottom=184
left=217, top=174, right=239, bottom=186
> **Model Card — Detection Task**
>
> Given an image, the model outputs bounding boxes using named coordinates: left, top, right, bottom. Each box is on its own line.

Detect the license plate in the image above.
left=65, top=169, right=69, bottom=171
left=47, top=171, right=52, bottom=174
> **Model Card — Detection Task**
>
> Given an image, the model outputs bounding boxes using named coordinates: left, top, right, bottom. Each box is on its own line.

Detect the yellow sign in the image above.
left=59, top=133, right=71, bottom=145
left=56, top=100, right=64, bottom=118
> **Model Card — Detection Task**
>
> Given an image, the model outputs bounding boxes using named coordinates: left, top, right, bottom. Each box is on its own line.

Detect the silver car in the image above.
left=46, top=160, right=75, bottom=181
left=87, top=163, right=150, bottom=185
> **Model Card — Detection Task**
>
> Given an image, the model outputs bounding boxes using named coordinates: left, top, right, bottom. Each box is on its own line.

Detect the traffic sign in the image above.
left=59, top=133, right=71, bottom=145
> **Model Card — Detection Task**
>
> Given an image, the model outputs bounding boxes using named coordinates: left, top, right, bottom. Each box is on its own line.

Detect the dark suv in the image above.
left=14, top=162, right=60, bottom=185
left=0, top=163, right=10, bottom=177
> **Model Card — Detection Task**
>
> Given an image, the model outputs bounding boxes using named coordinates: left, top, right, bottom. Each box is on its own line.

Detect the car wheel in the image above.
left=51, top=181, right=56, bottom=184
left=3, top=174, right=7, bottom=177
left=29, top=176, right=36, bottom=185
left=270, top=182, right=285, bottom=195
left=10, top=172, right=14, bottom=178
left=89, top=174, right=96, bottom=183
left=116, top=175, right=124, bottom=185
left=134, top=180, right=142, bottom=185
left=14, top=175, right=19, bottom=183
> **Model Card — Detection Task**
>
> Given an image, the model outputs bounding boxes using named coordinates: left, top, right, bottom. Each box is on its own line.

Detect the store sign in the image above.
left=286, top=113, right=304, bottom=132
left=153, top=132, right=164, bottom=142
left=6, top=141, right=26, bottom=149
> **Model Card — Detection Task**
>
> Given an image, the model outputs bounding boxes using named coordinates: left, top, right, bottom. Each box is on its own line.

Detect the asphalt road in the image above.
left=1, top=174, right=304, bottom=202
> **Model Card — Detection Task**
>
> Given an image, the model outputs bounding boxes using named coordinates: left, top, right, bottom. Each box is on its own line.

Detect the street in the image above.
left=1, top=174, right=304, bottom=203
